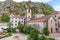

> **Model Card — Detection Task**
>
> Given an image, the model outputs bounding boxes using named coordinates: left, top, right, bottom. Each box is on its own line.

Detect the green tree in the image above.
left=12, top=27, right=16, bottom=33
left=38, top=36, right=45, bottom=40
left=49, top=38, right=55, bottom=40
left=23, top=26, right=33, bottom=34
left=4, top=27, right=12, bottom=32
left=19, top=13, right=25, bottom=16
left=17, top=24, right=33, bottom=34
left=28, top=29, right=39, bottom=40
left=1, top=13, right=10, bottom=22
left=40, top=3, right=54, bottom=15
left=3, top=27, right=16, bottom=33
left=43, top=26, right=49, bottom=36
left=17, top=24, right=26, bottom=33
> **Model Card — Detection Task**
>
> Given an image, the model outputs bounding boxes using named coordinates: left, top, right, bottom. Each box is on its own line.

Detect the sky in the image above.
left=0, top=0, right=60, bottom=11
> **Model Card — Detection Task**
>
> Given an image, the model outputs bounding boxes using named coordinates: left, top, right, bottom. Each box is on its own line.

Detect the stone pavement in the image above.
left=1, top=33, right=60, bottom=40
left=48, top=33, right=60, bottom=40
left=0, top=33, right=28, bottom=40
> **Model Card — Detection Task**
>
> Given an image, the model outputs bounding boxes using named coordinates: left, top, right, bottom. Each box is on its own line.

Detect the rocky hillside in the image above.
left=0, top=0, right=54, bottom=16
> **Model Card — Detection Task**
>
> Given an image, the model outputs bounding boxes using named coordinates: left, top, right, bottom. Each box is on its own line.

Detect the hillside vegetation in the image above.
left=0, top=0, right=54, bottom=16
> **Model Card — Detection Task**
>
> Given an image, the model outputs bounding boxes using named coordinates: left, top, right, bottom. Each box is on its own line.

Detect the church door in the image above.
left=51, top=28, right=53, bottom=33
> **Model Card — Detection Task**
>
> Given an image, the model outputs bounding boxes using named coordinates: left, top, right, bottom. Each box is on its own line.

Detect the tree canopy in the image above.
left=1, top=13, right=10, bottom=22
left=28, top=29, right=39, bottom=40
left=43, top=26, right=49, bottom=36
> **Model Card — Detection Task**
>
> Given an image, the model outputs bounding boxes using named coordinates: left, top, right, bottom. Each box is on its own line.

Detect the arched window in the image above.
left=51, top=28, right=53, bottom=33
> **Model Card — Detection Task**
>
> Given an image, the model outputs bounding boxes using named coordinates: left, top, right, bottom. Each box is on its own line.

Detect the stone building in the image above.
left=27, top=16, right=49, bottom=33
left=48, top=16, right=57, bottom=33
left=49, top=12, right=60, bottom=33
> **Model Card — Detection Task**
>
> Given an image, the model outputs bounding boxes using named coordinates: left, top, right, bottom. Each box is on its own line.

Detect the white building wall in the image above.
left=10, top=15, right=25, bottom=28
left=27, top=22, right=46, bottom=33
left=19, top=18, right=25, bottom=24
left=0, top=23, right=9, bottom=31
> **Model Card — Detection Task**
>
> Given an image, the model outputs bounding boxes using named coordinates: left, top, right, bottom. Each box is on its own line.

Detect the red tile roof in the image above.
left=28, top=20, right=45, bottom=22
left=28, top=19, right=46, bottom=23
left=10, top=14, right=24, bottom=18
left=52, top=11, right=60, bottom=15
left=27, top=16, right=50, bottom=23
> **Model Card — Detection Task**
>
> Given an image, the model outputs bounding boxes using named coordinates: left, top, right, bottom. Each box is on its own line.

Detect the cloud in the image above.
left=54, top=5, right=60, bottom=11
left=0, top=0, right=50, bottom=2
left=32, top=0, right=51, bottom=2
left=0, top=0, right=5, bottom=1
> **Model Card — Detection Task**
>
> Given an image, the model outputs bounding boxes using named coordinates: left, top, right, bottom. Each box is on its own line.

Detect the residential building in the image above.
left=35, top=13, right=45, bottom=18
left=10, top=14, right=25, bottom=27
left=0, top=23, right=9, bottom=31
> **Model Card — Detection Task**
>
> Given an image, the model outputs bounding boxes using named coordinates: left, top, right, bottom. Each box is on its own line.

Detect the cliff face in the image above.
left=0, top=0, right=54, bottom=16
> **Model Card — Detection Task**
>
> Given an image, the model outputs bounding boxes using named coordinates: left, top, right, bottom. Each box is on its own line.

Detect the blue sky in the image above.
left=47, top=0, right=60, bottom=11
left=0, top=0, right=60, bottom=11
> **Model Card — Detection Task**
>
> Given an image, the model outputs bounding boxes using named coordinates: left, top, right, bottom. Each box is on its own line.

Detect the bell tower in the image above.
left=26, top=8, right=32, bottom=21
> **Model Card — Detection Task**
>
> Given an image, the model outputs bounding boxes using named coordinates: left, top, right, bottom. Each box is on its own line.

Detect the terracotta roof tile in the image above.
left=28, top=19, right=46, bottom=23
left=52, top=11, right=60, bottom=15
left=10, top=14, right=24, bottom=18
left=28, top=16, right=50, bottom=23
left=12, top=15, right=24, bottom=18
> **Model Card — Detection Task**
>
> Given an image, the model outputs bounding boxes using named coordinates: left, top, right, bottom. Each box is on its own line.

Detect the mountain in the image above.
left=0, top=0, right=54, bottom=16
